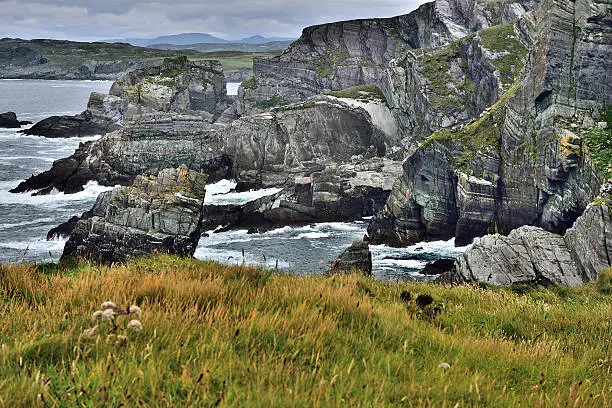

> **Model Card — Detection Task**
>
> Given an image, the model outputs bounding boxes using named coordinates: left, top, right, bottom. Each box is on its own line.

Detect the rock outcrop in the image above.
left=454, top=184, right=612, bottom=286
left=23, top=57, right=228, bottom=138
left=235, top=0, right=539, bottom=116
left=61, top=166, right=207, bottom=264
left=0, top=112, right=31, bottom=128
left=331, top=240, right=372, bottom=275
left=369, top=0, right=609, bottom=247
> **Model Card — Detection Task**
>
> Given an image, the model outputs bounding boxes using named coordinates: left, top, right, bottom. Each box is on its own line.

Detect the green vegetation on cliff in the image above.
left=311, top=47, right=350, bottom=78
left=582, top=108, right=612, bottom=179
left=478, top=22, right=529, bottom=88
left=325, top=84, right=388, bottom=105
left=0, top=256, right=609, bottom=406
left=421, top=84, right=520, bottom=170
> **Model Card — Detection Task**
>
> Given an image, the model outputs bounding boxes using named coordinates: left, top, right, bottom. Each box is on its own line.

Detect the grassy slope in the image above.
left=0, top=256, right=610, bottom=407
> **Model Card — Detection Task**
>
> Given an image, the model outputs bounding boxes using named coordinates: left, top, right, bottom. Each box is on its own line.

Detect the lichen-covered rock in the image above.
left=331, top=240, right=372, bottom=275
left=455, top=226, right=582, bottom=286
left=61, top=166, right=207, bottom=264
left=369, top=0, right=609, bottom=247
left=23, top=57, right=228, bottom=138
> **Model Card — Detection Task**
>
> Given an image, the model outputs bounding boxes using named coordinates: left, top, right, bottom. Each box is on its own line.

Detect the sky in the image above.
left=0, top=0, right=426, bottom=41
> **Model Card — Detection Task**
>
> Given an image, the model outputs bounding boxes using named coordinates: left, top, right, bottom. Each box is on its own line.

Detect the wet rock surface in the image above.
left=331, top=240, right=372, bottom=275
left=0, top=112, right=31, bottom=128
left=61, top=166, right=207, bottom=264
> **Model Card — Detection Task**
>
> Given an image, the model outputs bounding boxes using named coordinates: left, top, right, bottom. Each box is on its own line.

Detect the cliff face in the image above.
left=368, top=0, right=610, bottom=247
left=454, top=183, right=611, bottom=286
left=22, top=57, right=229, bottom=138
left=61, top=166, right=207, bottom=264
left=233, top=0, right=538, bottom=116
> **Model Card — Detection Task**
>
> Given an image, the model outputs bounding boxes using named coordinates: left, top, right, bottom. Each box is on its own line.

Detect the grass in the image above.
left=255, top=95, right=286, bottom=109
left=582, top=108, right=612, bottom=180
left=478, top=22, right=529, bottom=88
left=311, top=47, right=349, bottom=78
left=0, top=256, right=609, bottom=406
left=324, top=84, right=388, bottom=105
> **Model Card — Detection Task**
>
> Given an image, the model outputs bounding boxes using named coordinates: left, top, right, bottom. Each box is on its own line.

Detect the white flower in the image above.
left=83, top=327, right=98, bottom=336
left=91, top=310, right=104, bottom=322
left=438, top=362, right=451, bottom=370
left=128, top=320, right=143, bottom=332
left=101, top=309, right=115, bottom=321
left=128, top=305, right=142, bottom=318
left=101, top=301, right=117, bottom=311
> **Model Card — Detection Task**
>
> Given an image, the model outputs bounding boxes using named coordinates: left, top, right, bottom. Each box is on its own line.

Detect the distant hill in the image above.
left=149, top=40, right=293, bottom=53
left=105, top=33, right=295, bottom=47
left=0, top=38, right=279, bottom=80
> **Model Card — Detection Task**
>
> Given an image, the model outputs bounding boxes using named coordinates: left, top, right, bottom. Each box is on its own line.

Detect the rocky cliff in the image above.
left=368, top=0, right=610, bottom=247
left=454, top=183, right=611, bottom=286
left=231, top=0, right=538, bottom=118
left=61, top=166, right=207, bottom=264
left=22, top=56, right=229, bottom=138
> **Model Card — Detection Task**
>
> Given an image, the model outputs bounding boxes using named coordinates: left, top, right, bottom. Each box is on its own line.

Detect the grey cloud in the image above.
left=0, top=0, right=426, bottom=41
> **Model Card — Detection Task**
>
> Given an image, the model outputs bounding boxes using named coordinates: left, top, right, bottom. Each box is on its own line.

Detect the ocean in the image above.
left=0, top=79, right=467, bottom=280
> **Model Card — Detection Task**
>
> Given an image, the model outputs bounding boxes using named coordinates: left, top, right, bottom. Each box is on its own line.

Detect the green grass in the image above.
left=478, top=22, right=529, bottom=87
left=0, top=256, right=609, bottom=406
left=582, top=108, right=612, bottom=180
left=324, top=84, right=388, bottom=105
left=311, top=47, right=349, bottom=78
left=254, top=95, right=286, bottom=109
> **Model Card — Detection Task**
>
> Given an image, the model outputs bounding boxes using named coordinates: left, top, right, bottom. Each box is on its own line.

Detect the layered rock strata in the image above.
left=454, top=184, right=611, bottom=286
left=23, top=57, right=228, bottom=138
left=369, top=0, right=609, bottom=247
left=61, top=166, right=207, bottom=264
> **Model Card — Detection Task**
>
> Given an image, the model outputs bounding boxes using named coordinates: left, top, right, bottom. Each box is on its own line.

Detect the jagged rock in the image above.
left=235, top=0, right=538, bottom=117
left=23, top=57, right=228, bottom=138
left=564, top=184, right=612, bottom=281
left=421, top=259, right=456, bottom=276
left=455, top=226, right=582, bottom=286
left=60, top=166, right=207, bottom=264
left=331, top=240, right=372, bottom=275
left=454, top=184, right=612, bottom=286
left=0, top=112, right=31, bottom=128
left=369, top=0, right=608, bottom=247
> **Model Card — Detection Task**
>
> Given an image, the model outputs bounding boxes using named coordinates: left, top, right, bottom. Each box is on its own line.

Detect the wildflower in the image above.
left=128, top=320, right=143, bottom=332
left=128, top=305, right=142, bottom=318
left=439, top=362, right=451, bottom=370
left=101, top=301, right=118, bottom=311
left=83, top=327, right=98, bottom=336
left=92, top=310, right=104, bottom=322
left=101, top=309, right=115, bottom=321
left=116, top=335, right=128, bottom=343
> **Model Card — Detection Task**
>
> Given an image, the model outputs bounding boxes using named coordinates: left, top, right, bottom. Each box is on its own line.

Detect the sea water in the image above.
left=0, top=80, right=467, bottom=279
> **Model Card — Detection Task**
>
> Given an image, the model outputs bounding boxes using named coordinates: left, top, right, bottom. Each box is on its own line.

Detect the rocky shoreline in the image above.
left=8, top=0, right=611, bottom=284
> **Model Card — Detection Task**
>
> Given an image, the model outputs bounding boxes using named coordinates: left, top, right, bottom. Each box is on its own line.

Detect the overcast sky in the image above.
left=0, top=0, right=427, bottom=41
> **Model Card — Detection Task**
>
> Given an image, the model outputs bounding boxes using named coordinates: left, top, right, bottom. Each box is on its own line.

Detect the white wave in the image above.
left=0, top=181, right=115, bottom=207
left=291, top=232, right=330, bottom=240
left=226, top=83, right=241, bottom=96
left=206, top=187, right=282, bottom=205
left=376, top=258, right=428, bottom=269
left=194, top=246, right=291, bottom=269
left=206, top=179, right=238, bottom=196
left=0, top=237, right=67, bottom=263
left=0, top=217, right=56, bottom=230
left=0, top=156, right=55, bottom=162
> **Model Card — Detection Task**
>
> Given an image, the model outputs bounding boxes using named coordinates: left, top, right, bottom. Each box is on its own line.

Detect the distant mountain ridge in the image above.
left=105, top=33, right=295, bottom=47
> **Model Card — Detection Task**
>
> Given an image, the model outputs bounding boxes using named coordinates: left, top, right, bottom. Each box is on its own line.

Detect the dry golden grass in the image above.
left=0, top=257, right=610, bottom=407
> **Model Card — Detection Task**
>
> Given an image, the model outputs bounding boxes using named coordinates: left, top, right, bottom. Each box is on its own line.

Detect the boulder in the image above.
left=61, top=166, right=207, bottom=264
left=331, top=240, right=372, bottom=275
left=454, top=184, right=612, bottom=286
left=0, top=112, right=31, bottom=128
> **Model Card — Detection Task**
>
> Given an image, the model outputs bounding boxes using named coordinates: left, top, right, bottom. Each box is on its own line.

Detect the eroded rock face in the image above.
left=454, top=184, right=612, bottom=286
left=369, top=0, right=609, bottom=247
left=61, top=166, right=207, bottom=264
left=235, top=0, right=538, bottom=116
left=23, top=57, right=228, bottom=138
